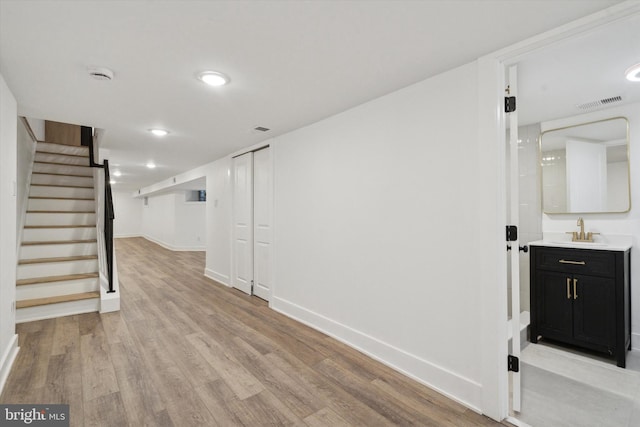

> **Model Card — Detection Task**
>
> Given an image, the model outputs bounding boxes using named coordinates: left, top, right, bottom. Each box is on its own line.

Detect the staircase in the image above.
left=16, top=142, right=101, bottom=323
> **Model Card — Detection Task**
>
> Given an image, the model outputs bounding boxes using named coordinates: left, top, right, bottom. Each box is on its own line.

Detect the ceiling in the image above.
left=0, top=0, right=626, bottom=191
left=517, top=12, right=640, bottom=126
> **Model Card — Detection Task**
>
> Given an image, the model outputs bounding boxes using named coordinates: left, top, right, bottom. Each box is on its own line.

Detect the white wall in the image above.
left=540, top=102, right=640, bottom=349
left=0, top=73, right=19, bottom=393
left=113, top=189, right=143, bottom=237
left=16, top=119, right=36, bottom=246
left=142, top=191, right=206, bottom=251
left=205, top=157, right=232, bottom=284
left=270, top=61, right=490, bottom=410
left=200, top=60, right=502, bottom=412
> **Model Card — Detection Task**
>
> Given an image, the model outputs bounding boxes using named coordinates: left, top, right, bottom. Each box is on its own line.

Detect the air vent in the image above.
left=576, top=95, right=622, bottom=110
left=254, top=126, right=270, bottom=132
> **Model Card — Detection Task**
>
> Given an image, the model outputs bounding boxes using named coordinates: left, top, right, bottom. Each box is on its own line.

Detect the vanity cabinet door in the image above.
left=572, top=274, right=615, bottom=350
left=535, top=271, right=573, bottom=340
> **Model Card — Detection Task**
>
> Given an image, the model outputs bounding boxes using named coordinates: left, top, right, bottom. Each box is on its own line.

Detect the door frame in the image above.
left=477, top=2, right=640, bottom=421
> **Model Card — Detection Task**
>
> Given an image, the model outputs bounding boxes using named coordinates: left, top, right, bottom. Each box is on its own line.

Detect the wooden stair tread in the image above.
left=19, top=254, right=98, bottom=265
left=16, top=291, right=100, bottom=309
left=24, top=225, right=95, bottom=229
left=30, top=183, right=94, bottom=189
left=22, top=239, right=97, bottom=246
left=29, top=196, right=94, bottom=200
left=34, top=161, right=91, bottom=168
left=32, top=171, right=93, bottom=178
left=36, top=150, right=89, bottom=159
left=27, top=210, right=95, bottom=214
left=17, top=272, right=99, bottom=286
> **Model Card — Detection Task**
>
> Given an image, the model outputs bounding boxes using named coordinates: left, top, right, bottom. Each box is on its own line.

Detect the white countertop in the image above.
left=529, top=232, right=632, bottom=251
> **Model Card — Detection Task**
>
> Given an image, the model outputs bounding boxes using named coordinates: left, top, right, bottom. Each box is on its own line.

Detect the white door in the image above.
left=253, top=147, right=272, bottom=301
left=507, top=64, right=522, bottom=413
left=232, top=152, right=253, bottom=295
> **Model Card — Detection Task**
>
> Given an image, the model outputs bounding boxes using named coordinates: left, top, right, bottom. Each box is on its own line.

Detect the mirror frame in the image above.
left=538, top=116, right=630, bottom=214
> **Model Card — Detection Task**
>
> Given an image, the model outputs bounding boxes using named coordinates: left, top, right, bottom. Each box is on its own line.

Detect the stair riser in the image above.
left=31, top=174, right=94, bottom=187
left=30, top=185, right=95, bottom=199
left=20, top=242, right=98, bottom=260
left=34, top=152, right=89, bottom=166
left=17, top=278, right=99, bottom=300
left=33, top=162, right=92, bottom=177
left=16, top=298, right=100, bottom=323
left=25, top=212, right=95, bottom=226
left=28, top=198, right=95, bottom=212
left=37, top=143, right=89, bottom=157
left=17, top=259, right=98, bottom=280
left=22, top=227, right=97, bottom=242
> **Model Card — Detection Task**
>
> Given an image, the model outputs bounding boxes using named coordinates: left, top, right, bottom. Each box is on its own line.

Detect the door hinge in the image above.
left=505, top=96, right=516, bottom=113
left=506, top=225, right=518, bottom=242
left=251, top=280, right=254, bottom=293
left=508, top=355, right=520, bottom=372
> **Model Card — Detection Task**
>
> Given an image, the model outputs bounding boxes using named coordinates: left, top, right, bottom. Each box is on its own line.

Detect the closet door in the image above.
left=232, top=152, right=253, bottom=295
left=253, top=147, right=272, bottom=301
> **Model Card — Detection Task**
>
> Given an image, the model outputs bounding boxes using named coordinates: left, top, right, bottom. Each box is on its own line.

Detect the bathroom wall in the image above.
left=540, top=101, right=640, bottom=349
left=518, top=124, right=543, bottom=312
left=506, top=123, right=542, bottom=315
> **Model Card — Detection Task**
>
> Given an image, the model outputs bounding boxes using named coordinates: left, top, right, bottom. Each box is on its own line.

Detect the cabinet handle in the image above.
left=573, top=278, right=578, bottom=300
left=559, top=259, right=586, bottom=265
left=566, top=278, right=571, bottom=299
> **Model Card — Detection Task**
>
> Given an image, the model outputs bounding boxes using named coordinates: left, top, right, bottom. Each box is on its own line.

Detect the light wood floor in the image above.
left=1, top=237, right=503, bottom=426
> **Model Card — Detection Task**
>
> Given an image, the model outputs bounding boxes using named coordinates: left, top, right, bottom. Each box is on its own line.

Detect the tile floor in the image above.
left=515, top=341, right=640, bottom=427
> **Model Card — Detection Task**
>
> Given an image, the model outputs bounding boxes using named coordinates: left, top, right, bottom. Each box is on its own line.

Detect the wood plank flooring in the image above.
left=1, top=237, right=504, bottom=426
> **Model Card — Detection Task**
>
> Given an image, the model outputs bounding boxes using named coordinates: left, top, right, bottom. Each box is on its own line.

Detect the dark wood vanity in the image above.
left=530, top=244, right=631, bottom=368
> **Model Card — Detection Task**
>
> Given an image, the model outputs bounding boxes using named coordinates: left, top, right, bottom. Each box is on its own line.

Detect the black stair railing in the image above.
left=81, top=126, right=116, bottom=293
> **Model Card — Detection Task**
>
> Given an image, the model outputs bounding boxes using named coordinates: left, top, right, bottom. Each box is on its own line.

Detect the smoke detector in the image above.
left=88, top=66, right=114, bottom=81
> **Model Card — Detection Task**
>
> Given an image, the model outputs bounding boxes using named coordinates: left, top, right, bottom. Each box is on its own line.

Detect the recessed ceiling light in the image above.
left=197, top=71, right=229, bottom=87
left=149, top=129, right=169, bottom=137
left=146, top=162, right=156, bottom=169
left=113, top=170, right=122, bottom=177
left=625, top=63, right=640, bottom=82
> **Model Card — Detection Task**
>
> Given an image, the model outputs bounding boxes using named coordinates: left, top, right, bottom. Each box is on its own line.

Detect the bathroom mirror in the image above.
left=540, top=117, right=630, bottom=214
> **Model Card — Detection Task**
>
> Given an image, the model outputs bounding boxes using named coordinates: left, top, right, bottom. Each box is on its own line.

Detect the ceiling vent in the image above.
left=576, top=95, right=622, bottom=110
left=88, top=66, right=114, bottom=81
left=254, top=126, right=270, bottom=132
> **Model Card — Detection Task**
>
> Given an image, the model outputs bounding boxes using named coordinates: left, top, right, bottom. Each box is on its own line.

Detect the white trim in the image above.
left=114, top=233, right=143, bottom=239
left=142, top=235, right=206, bottom=252
left=204, top=268, right=230, bottom=286
left=271, top=296, right=483, bottom=413
left=0, top=334, right=19, bottom=395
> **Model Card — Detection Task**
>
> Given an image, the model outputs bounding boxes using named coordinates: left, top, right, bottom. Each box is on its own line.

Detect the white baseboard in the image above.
left=271, top=296, right=483, bottom=412
left=204, top=268, right=230, bottom=287
left=0, top=335, right=19, bottom=395
left=142, top=235, right=205, bottom=252
left=114, top=233, right=142, bottom=238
